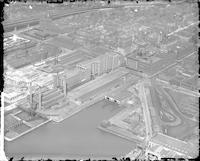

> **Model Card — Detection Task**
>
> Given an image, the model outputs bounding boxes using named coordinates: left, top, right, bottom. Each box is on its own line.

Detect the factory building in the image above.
left=91, top=62, right=100, bottom=78
left=69, top=67, right=129, bottom=105
left=146, top=133, right=198, bottom=159
left=30, top=87, right=65, bottom=110
left=53, top=68, right=91, bottom=92
left=76, top=52, right=125, bottom=79
left=126, top=51, right=176, bottom=76
left=4, top=91, right=27, bottom=104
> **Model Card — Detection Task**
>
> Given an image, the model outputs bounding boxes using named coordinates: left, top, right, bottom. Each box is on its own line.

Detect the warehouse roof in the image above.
left=69, top=67, right=129, bottom=99
left=150, top=133, right=197, bottom=158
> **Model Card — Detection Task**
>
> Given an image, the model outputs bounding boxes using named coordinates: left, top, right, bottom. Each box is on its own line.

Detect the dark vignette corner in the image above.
left=0, top=0, right=5, bottom=96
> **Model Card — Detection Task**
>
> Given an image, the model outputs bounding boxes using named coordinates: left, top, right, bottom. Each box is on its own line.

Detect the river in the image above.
left=5, top=100, right=136, bottom=159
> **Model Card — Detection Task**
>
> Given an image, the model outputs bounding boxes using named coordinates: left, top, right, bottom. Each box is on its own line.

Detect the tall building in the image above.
left=53, top=74, right=61, bottom=89
left=91, top=62, right=100, bottom=78
left=76, top=52, right=125, bottom=79
left=99, top=55, right=107, bottom=74
left=106, top=53, right=113, bottom=72
left=59, top=69, right=91, bottom=92
left=38, top=88, right=42, bottom=109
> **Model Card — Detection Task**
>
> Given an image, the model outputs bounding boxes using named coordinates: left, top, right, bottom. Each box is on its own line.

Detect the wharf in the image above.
left=98, top=125, right=144, bottom=144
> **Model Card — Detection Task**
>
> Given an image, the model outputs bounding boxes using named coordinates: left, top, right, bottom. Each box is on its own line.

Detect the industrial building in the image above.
left=54, top=68, right=91, bottom=91
left=69, top=67, right=129, bottom=104
left=47, top=35, right=82, bottom=51
left=126, top=51, right=177, bottom=76
left=76, top=52, right=125, bottom=79
left=57, top=49, right=93, bottom=69
left=22, top=28, right=57, bottom=41
left=147, top=133, right=198, bottom=159
left=146, top=143, right=186, bottom=160
left=4, top=36, right=37, bottom=55
left=4, top=90, right=27, bottom=104
left=31, top=87, right=66, bottom=110
left=88, top=46, right=111, bottom=57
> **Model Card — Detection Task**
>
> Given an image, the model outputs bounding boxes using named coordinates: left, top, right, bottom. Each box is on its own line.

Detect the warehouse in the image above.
left=69, top=67, right=129, bottom=104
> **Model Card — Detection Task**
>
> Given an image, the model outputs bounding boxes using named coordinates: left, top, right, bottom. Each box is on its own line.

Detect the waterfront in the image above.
left=5, top=100, right=136, bottom=159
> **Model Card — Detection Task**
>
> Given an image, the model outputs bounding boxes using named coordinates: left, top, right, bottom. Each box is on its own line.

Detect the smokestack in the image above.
left=38, top=87, right=42, bottom=109
left=29, top=82, right=33, bottom=105
left=63, top=76, right=67, bottom=97
left=56, top=73, right=60, bottom=88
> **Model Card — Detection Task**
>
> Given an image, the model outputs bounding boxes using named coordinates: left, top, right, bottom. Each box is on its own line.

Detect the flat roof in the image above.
left=70, top=49, right=91, bottom=57
left=4, top=89, right=26, bottom=98
left=90, top=46, right=111, bottom=56
left=70, top=67, right=129, bottom=98
left=63, top=69, right=80, bottom=78
left=151, top=133, right=197, bottom=157
left=77, top=54, right=105, bottom=67
left=77, top=52, right=118, bottom=67
left=47, top=36, right=81, bottom=50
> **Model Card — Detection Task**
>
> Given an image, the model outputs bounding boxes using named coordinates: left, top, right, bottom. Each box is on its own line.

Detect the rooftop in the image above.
left=47, top=36, right=81, bottom=51
left=150, top=133, right=198, bottom=158
left=69, top=67, right=129, bottom=98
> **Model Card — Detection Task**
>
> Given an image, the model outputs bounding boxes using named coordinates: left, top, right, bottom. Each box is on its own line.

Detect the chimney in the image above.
left=38, top=87, right=42, bottom=109
left=63, top=76, right=67, bottom=97
left=29, top=82, right=33, bottom=105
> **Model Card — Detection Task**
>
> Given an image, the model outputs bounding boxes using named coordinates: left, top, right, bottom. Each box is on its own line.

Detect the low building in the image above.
left=23, top=28, right=57, bottom=41
left=69, top=67, right=129, bottom=104
left=146, top=143, right=185, bottom=160
left=126, top=51, right=176, bottom=76
left=125, top=148, right=142, bottom=160
left=4, top=90, right=27, bottom=104
left=47, top=36, right=81, bottom=51
left=5, top=39, right=37, bottom=55
left=147, top=133, right=198, bottom=159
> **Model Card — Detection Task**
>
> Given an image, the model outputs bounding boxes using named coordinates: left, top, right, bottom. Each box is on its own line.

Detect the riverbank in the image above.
left=5, top=100, right=136, bottom=159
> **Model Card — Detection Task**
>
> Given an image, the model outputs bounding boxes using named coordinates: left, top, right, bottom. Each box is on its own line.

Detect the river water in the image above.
left=5, top=100, right=136, bottom=159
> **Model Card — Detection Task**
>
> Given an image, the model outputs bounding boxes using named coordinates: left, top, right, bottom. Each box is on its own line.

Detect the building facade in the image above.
left=76, top=52, right=125, bottom=79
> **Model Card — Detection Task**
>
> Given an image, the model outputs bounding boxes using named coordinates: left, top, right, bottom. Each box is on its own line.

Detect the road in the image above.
left=159, top=82, right=200, bottom=97
left=136, top=81, right=152, bottom=144
left=167, top=21, right=199, bottom=36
